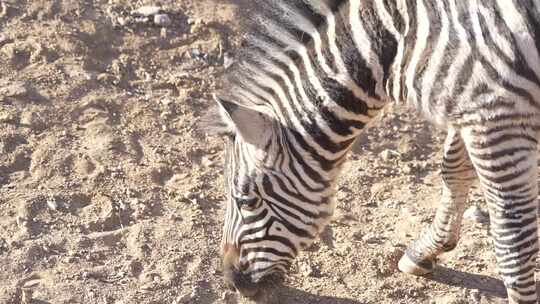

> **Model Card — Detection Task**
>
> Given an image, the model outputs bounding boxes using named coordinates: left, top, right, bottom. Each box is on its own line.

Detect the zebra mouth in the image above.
left=224, top=267, right=259, bottom=298
left=223, top=265, right=285, bottom=298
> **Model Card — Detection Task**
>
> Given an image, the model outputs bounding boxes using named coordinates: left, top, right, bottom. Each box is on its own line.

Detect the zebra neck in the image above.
left=230, top=0, right=411, bottom=187
left=299, top=0, right=405, bottom=136
left=279, top=0, right=411, bottom=187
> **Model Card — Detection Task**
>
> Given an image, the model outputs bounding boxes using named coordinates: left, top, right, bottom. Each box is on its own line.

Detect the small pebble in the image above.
left=190, top=48, right=205, bottom=60
left=221, top=290, right=235, bottom=302
left=0, top=34, right=9, bottom=45
left=469, top=289, right=481, bottom=303
left=0, top=2, right=8, bottom=18
left=434, top=295, right=462, bottom=304
left=223, top=52, right=234, bottom=69
left=117, top=16, right=129, bottom=26
left=174, top=293, right=193, bottom=304
left=402, top=164, right=412, bottom=174
left=362, top=233, right=379, bottom=244
left=20, top=111, right=47, bottom=131
left=0, top=81, right=28, bottom=97
left=0, top=112, right=15, bottom=123
left=201, top=156, right=214, bottom=167
left=21, top=289, right=32, bottom=304
left=16, top=216, right=28, bottom=228
left=161, top=98, right=173, bottom=106
left=160, top=27, right=168, bottom=38
left=380, top=149, right=398, bottom=161
left=154, top=14, right=171, bottom=27
left=134, top=6, right=161, bottom=17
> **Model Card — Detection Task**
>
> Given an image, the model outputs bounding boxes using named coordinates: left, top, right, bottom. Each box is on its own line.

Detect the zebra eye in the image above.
left=236, top=196, right=261, bottom=211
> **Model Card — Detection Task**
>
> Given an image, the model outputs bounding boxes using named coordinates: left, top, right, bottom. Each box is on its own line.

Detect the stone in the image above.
left=434, top=295, right=467, bottom=304
left=97, top=73, right=116, bottom=83
left=21, top=289, right=32, bottom=304
left=0, top=111, right=16, bottom=123
left=0, top=34, right=11, bottom=46
left=190, top=48, right=203, bottom=59
left=46, top=198, right=59, bottom=211
left=201, top=155, right=214, bottom=167
left=117, top=16, right=129, bottom=26
left=221, top=291, right=236, bottom=303
left=0, top=81, right=28, bottom=98
left=362, top=233, right=379, bottom=244
left=223, top=52, right=234, bottom=69
left=380, top=149, right=398, bottom=161
left=134, top=6, right=161, bottom=17
left=20, top=111, right=46, bottom=131
left=403, top=164, right=413, bottom=174
left=469, top=289, right=482, bottom=303
left=0, top=2, right=8, bottom=18
left=154, top=14, right=171, bottom=27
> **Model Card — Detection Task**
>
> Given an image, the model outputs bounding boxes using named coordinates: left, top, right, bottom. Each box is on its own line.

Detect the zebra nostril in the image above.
left=223, top=266, right=259, bottom=298
left=222, top=244, right=259, bottom=297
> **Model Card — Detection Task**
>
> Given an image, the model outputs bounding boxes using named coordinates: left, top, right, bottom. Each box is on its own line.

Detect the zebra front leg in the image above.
left=462, top=127, right=539, bottom=304
left=399, top=129, right=476, bottom=275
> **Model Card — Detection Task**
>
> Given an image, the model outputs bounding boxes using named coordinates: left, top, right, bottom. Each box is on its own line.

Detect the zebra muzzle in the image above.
left=222, top=244, right=260, bottom=297
left=223, top=266, right=260, bottom=298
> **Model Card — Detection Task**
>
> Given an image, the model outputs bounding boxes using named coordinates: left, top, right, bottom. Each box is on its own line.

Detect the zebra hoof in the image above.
left=398, top=252, right=433, bottom=276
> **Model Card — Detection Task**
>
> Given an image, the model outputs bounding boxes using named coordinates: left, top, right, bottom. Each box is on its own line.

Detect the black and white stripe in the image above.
left=204, top=1, right=540, bottom=302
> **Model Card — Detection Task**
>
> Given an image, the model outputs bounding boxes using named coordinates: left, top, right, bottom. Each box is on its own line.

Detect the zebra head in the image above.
left=207, top=95, right=336, bottom=297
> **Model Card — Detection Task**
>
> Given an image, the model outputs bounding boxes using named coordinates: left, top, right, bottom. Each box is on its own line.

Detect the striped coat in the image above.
left=203, top=1, right=540, bottom=303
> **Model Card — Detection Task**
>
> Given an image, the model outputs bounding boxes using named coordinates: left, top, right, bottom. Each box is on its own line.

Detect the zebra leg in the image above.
left=462, top=128, right=539, bottom=304
left=398, top=129, right=476, bottom=275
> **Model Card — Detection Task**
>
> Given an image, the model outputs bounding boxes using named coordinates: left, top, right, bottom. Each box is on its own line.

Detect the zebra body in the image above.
left=206, top=1, right=540, bottom=303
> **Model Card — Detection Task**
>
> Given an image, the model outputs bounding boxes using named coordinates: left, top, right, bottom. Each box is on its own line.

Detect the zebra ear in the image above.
left=214, top=95, right=271, bottom=145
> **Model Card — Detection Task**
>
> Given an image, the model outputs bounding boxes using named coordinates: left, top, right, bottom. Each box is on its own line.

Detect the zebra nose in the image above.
left=223, top=265, right=259, bottom=297
left=222, top=244, right=259, bottom=297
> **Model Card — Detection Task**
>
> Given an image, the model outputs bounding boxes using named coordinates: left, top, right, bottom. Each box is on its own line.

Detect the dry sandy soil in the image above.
left=0, top=1, right=521, bottom=303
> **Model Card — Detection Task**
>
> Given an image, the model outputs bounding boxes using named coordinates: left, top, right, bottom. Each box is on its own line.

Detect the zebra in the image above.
left=202, top=0, right=540, bottom=303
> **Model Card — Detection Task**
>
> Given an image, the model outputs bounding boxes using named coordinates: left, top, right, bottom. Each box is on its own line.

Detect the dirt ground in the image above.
left=0, top=1, right=518, bottom=303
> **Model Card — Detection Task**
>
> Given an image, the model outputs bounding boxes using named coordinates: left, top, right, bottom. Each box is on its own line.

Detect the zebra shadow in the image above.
left=277, top=287, right=366, bottom=304
left=254, top=285, right=366, bottom=304
left=428, top=265, right=507, bottom=299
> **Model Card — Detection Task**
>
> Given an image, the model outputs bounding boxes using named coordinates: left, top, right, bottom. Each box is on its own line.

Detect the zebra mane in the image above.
left=202, top=0, right=347, bottom=136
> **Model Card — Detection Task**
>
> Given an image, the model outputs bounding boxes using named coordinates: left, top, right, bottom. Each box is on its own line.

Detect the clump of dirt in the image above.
left=0, top=1, right=506, bottom=304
